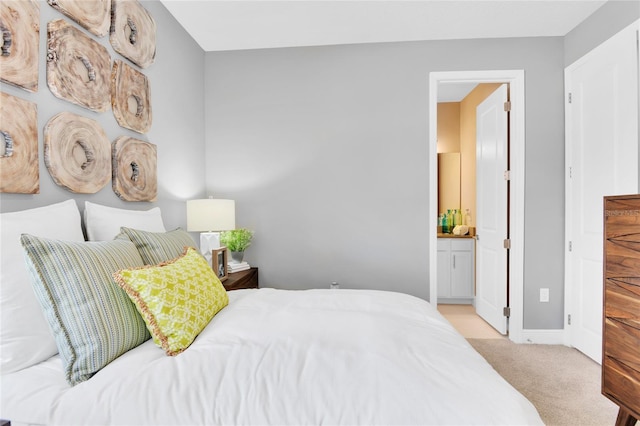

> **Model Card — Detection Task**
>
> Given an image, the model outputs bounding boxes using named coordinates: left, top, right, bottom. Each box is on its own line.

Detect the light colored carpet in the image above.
left=468, top=338, right=623, bottom=426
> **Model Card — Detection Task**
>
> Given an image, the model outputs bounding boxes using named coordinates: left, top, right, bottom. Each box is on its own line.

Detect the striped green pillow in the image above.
left=119, top=227, right=197, bottom=265
left=20, top=234, right=150, bottom=386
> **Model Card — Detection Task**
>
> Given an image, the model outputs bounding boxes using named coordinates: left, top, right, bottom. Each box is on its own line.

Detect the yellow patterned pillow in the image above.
left=113, top=247, right=229, bottom=356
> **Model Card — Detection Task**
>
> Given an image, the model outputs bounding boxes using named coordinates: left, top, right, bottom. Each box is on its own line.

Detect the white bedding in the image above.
left=2, top=288, right=542, bottom=425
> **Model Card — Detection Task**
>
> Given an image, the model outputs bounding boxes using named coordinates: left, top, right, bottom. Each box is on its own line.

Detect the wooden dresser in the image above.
left=603, top=195, right=640, bottom=426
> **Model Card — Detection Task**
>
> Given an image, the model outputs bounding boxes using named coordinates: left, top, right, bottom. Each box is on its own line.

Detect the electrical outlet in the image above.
left=540, top=288, right=550, bottom=303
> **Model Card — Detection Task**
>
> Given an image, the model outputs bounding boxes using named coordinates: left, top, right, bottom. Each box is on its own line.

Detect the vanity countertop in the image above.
left=437, top=226, right=476, bottom=238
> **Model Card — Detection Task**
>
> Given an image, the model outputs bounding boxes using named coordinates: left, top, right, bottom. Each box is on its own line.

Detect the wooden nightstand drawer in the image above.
left=605, top=282, right=640, bottom=322
left=603, top=356, right=640, bottom=419
left=223, top=267, right=258, bottom=291
left=604, top=318, right=640, bottom=372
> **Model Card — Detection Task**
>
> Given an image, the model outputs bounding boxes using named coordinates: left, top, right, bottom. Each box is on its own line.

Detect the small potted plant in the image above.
left=220, top=228, right=254, bottom=263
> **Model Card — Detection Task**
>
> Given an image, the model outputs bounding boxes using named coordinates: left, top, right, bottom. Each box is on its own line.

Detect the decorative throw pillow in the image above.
left=84, top=201, right=166, bottom=241
left=20, top=235, right=150, bottom=385
left=1, top=199, right=85, bottom=374
left=119, top=227, right=197, bottom=265
left=113, top=247, right=229, bottom=356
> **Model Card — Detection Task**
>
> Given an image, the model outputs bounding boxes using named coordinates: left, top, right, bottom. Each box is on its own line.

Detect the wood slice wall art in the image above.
left=112, top=136, right=157, bottom=202
left=44, top=112, right=111, bottom=194
left=47, top=0, right=111, bottom=38
left=47, top=19, right=111, bottom=112
left=112, top=59, right=152, bottom=133
left=0, top=92, right=39, bottom=193
left=0, top=1, right=39, bottom=93
left=110, top=0, right=156, bottom=69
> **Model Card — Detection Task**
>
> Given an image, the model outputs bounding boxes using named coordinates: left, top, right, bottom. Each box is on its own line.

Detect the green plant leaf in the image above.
left=220, top=228, right=254, bottom=252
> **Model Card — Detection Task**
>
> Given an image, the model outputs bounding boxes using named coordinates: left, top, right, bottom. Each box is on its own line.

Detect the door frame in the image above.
left=429, top=70, right=525, bottom=343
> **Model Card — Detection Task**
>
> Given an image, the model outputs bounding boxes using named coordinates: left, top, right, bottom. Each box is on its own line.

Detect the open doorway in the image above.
left=436, top=83, right=509, bottom=335
left=429, top=70, right=526, bottom=344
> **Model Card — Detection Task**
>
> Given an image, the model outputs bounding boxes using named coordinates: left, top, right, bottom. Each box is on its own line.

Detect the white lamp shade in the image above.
left=186, top=199, right=236, bottom=232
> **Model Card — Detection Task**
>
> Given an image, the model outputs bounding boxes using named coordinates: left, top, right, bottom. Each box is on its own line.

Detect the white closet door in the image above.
left=565, top=21, right=639, bottom=363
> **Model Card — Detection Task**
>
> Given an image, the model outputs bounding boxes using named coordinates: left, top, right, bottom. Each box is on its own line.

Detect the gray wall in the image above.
left=204, top=2, right=638, bottom=330
left=564, top=0, right=639, bottom=66
left=204, top=37, right=567, bottom=330
left=0, top=1, right=206, bottom=232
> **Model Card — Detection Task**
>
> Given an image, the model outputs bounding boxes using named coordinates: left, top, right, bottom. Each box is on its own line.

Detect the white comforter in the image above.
left=2, top=289, right=543, bottom=425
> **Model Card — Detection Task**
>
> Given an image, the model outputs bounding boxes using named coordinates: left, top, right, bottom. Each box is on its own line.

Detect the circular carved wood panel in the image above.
left=112, top=136, right=157, bottom=202
left=0, top=0, right=39, bottom=92
left=47, top=19, right=111, bottom=111
left=0, top=92, right=39, bottom=194
left=110, top=0, right=156, bottom=69
left=112, top=59, right=152, bottom=134
left=47, top=0, right=111, bottom=38
left=44, top=111, right=111, bottom=194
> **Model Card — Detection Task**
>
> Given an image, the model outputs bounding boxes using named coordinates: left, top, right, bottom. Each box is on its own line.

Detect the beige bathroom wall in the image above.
left=437, top=102, right=460, bottom=153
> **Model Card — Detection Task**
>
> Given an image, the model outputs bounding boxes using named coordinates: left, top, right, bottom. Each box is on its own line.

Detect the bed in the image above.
left=0, top=200, right=543, bottom=425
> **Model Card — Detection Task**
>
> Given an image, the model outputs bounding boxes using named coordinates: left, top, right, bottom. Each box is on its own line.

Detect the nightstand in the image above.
left=223, top=267, right=258, bottom=291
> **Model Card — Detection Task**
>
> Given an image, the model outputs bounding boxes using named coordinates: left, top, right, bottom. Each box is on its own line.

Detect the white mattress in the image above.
left=1, top=288, right=543, bottom=425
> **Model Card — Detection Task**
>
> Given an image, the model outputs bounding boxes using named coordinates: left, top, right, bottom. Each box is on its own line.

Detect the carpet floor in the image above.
left=468, top=338, right=623, bottom=426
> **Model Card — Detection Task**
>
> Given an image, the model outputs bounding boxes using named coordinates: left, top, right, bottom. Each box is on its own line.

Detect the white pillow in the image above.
left=84, top=201, right=166, bottom=241
left=0, top=199, right=85, bottom=373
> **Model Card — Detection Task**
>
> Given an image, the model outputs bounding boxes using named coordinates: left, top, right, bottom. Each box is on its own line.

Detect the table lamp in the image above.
left=187, top=198, right=235, bottom=264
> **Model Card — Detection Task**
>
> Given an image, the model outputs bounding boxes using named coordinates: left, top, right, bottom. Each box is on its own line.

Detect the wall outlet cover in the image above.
left=540, top=288, right=550, bottom=303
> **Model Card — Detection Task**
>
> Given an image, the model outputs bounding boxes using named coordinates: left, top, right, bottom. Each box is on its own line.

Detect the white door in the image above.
left=565, top=21, right=639, bottom=363
left=475, top=84, right=509, bottom=335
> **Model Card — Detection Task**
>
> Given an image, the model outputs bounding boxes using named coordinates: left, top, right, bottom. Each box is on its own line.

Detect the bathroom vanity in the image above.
left=437, top=235, right=475, bottom=304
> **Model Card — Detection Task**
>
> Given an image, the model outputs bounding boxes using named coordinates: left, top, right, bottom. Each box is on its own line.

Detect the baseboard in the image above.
left=517, top=329, right=565, bottom=345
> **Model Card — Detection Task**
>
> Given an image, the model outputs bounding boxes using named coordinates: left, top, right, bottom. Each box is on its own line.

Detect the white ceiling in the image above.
left=160, top=0, right=608, bottom=101
left=160, top=0, right=607, bottom=53
left=437, top=82, right=480, bottom=102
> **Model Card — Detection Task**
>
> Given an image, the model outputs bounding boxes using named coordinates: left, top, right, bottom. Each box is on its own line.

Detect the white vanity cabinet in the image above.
left=437, top=237, right=475, bottom=304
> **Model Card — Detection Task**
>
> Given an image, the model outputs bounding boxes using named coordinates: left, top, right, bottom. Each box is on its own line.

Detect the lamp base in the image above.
left=199, top=232, right=221, bottom=264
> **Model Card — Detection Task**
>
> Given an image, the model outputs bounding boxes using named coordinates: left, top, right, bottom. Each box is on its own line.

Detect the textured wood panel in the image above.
left=0, top=1, right=39, bottom=92
left=604, top=317, right=640, bottom=372
left=44, top=112, right=111, bottom=194
left=0, top=92, right=38, bottom=193
left=112, top=136, right=157, bottom=202
left=603, top=357, right=640, bottom=419
left=111, top=59, right=152, bottom=133
left=47, top=0, right=111, bottom=37
left=47, top=19, right=111, bottom=111
left=603, top=195, right=640, bottom=424
left=110, top=0, right=156, bottom=69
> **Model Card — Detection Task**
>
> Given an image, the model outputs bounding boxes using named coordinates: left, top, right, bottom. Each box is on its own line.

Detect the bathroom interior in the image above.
left=436, top=83, right=505, bottom=331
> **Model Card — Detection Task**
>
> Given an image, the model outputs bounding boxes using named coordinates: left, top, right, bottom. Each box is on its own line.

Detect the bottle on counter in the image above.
left=443, top=210, right=450, bottom=233
left=464, top=208, right=472, bottom=226
left=454, top=209, right=462, bottom=227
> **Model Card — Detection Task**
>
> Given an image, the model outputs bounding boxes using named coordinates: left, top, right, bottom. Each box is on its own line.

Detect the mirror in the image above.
left=438, top=152, right=460, bottom=215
